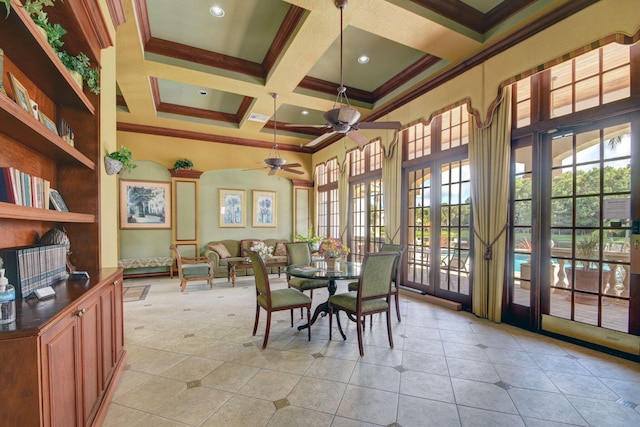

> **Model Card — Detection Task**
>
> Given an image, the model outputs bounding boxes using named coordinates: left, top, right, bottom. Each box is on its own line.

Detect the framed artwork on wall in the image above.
left=120, top=180, right=171, bottom=229
left=253, top=190, right=276, bottom=227
left=219, top=189, right=245, bottom=228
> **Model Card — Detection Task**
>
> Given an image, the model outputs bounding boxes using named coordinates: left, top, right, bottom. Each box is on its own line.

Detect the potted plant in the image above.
left=57, top=51, right=100, bottom=94
left=295, top=226, right=324, bottom=251
left=105, top=146, right=136, bottom=175
left=565, top=233, right=610, bottom=304
left=1, top=0, right=57, bottom=17
left=173, top=158, right=193, bottom=172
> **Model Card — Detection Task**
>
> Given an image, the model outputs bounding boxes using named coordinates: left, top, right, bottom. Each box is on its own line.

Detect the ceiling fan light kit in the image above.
left=288, top=0, right=401, bottom=148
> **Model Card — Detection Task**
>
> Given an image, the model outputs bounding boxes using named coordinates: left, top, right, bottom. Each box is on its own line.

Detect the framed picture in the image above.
left=38, top=110, right=59, bottom=136
left=49, top=189, right=69, bottom=212
left=9, top=72, right=30, bottom=114
left=120, top=180, right=171, bottom=229
left=219, top=189, right=245, bottom=228
left=0, top=48, right=5, bottom=95
left=253, top=190, right=276, bottom=227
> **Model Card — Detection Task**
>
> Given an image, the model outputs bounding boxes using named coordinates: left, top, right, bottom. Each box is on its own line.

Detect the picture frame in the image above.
left=253, top=190, right=277, bottom=227
left=0, top=48, right=5, bottom=95
left=219, top=189, right=245, bottom=228
left=49, top=189, right=69, bottom=212
left=9, top=72, right=30, bottom=114
left=120, top=180, right=171, bottom=229
left=38, top=110, right=59, bottom=136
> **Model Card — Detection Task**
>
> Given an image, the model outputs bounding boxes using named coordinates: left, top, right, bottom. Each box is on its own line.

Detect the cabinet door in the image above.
left=41, top=312, right=82, bottom=427
left=100, top=274, right=125, bottom=390
left=78, top=295, right=102, bottom=426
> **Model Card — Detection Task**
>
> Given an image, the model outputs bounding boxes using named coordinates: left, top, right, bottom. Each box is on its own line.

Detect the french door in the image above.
left=405, top=155, right=472, bottom=307
left=507, top=113, right=638, bottom=336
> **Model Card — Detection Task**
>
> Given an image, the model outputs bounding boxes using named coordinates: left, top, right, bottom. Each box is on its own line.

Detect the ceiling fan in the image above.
left=289, top=0, right=402, bottom=147
left=250, top=93, right=304, bottom=176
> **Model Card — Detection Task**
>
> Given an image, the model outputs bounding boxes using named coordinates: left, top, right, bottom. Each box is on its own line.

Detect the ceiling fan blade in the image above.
left=243, top=166, right=268, bottom=172
left=284, top=163, right=302, bottom=168
left=338, top=106, right=360, bottom=125
left=284, top=123, right=330, bottom=129
left=268, top=167, right=277, bottom=176
left=282, top=167, right=304, bottom=175
left=347, top=130, right=370, bottom=147
left=304, top=131, right=336, bottom=147
left=357, top=121, right=402, bottom=130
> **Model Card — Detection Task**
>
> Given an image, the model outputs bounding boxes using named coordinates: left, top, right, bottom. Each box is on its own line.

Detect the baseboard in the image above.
left=399, top=288, right=462, bottom=311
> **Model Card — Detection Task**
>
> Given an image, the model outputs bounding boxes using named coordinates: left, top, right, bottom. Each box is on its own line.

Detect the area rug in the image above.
left=123, top=285, right=150, bottom=302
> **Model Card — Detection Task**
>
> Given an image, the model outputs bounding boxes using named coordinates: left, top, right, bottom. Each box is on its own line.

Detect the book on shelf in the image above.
left=0, top=166, right=50, bottom=209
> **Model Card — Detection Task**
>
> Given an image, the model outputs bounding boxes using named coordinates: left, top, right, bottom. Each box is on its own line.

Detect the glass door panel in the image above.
left=406, top=167, right=432, bottom=290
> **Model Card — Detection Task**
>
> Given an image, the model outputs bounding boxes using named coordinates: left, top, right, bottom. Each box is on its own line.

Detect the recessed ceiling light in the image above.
left=197, top=89, right=208, bottom=96
left=357, top=55, right=369, bottom=64
left=301, top=110, right=309, bottom=115
left=210, top=6, right=225, bottom=17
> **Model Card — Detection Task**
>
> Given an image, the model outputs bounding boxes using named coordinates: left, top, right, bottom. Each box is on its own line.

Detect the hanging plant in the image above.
left=105, top=146, right=136, bottom=175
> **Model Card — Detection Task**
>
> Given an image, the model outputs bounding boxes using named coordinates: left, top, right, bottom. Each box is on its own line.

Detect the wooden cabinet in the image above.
left=0, top=268, right=125, bottom=427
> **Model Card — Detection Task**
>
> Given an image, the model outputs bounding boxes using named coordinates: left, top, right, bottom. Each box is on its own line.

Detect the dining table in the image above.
left=283, top=260, right=361, bottom=339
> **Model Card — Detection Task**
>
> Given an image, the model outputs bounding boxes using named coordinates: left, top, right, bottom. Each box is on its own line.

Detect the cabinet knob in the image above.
left=76, top=308, right=87, bottom=317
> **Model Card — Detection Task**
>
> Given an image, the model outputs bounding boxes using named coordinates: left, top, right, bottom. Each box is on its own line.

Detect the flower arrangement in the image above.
left=250, top=241, right=273, bottom=259
left=318, top=237, right=350, bottom=259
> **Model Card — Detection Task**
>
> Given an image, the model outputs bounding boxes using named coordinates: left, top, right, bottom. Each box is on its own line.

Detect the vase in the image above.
left=325, top=256, right=340, bottom=271
left=68, top=70, right=83, bottom=91
left=104, top=156, right=123, bottom=175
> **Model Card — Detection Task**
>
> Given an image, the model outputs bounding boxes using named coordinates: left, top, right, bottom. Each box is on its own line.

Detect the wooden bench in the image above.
left=118, top=257, right=174, bottom=278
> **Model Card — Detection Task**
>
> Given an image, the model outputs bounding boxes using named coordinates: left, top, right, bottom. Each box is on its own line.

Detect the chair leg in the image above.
left=262, top=311, right=272, bottom=349
left=386, top=310, right=394, bottom=349
left=180, top=279, right=186, bottom=292
left=328, top=304, right=333, bottom=341
left=253, top=304, right=260, bottom=336
left=290, top=309, right=294, bottom=327
left=306, top=306, right=311, bottom=341
left=394, top=292, right=401, bottom=322
left=356, top=315, right=364, bottom=357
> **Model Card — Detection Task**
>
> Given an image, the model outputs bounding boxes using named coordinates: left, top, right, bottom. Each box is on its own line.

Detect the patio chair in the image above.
left=441, top=248, right=470, bottom=273
left=248, top=250, right=311, bottom=349
left=328, top=251, right=400, bottom=357
left=170, top=245, right=214, bottom=292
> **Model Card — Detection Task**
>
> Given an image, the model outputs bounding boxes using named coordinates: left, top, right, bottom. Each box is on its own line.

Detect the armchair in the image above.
left=170, top=245, right=214, bottom=292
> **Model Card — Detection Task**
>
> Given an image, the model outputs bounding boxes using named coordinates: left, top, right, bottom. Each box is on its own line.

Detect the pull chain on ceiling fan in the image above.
left=287, top=0, right=402, bottom=148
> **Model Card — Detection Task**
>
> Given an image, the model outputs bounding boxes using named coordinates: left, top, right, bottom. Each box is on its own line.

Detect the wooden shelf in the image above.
left=0, top=3, right=95, bottom=113
left=0, top=94, right=95, bottom=169
left=0, top=202, right=95, bottom=223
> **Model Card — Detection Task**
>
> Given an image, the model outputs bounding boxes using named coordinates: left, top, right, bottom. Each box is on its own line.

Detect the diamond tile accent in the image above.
left=183, top=308, right=191, bottom=311
left=134, top=326, right=144, bottom=330
left=227, top=313, right=235, bottom=316
left=312, top=353, right=324, bottom=359
left=144, top=304, right=152, bottom=307
left=494, top=381, right=512, bottom=390
left=184, top=333, right=195, bottom=338
left=394, top=365, right=407, bottom=373
left=400, top=334, right=407, bottom=338
left=565, top=354, right=579, bottom=360
left=617, top=398, right=637, bottom=409
left=273, top=399, right=290, bottom=410
left=243, top=342, right=254, bottom=347
left=476, top=344, right=488, bottom=349
left=186, top=380, right=201, bottom=389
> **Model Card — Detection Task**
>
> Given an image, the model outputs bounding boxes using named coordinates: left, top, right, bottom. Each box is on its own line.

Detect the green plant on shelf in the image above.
left=173, top=158, right=194, bottom=172
left=57, top=51, right=100, bottom=94
left=1, top=0, right=59, bottom=18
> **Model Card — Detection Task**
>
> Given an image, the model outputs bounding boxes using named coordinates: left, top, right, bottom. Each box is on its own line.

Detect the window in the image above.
left=349, top=141, right=384, bottom=261
left=316, top=159, right=339, bottom=239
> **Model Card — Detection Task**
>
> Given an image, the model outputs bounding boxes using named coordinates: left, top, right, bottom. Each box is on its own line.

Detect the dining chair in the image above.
left=328, top=251, right=399, bottom=357
left=169, top=245, right=214, bottom=292
left=285, top=242, right=330, bottom=316
left=248, top=250, right=312, bottom=349
left=348, top=243, right=405, bottom=322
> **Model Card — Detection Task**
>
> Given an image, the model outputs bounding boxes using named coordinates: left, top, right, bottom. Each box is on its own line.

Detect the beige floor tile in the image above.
left=200, top=395, right=276, bottom=427
left=201, top=362, right=259, bottom=392
left=336, top=385, right=398, bottom=425
left=396, top=394, right=459, bottom=427
left=266, top=406, right=334, bottom=426
left=287, top=376, right=347, bottom=414
left=238, top=369, right=301, bottom=400
left=152, top=386, right=233, bottom=425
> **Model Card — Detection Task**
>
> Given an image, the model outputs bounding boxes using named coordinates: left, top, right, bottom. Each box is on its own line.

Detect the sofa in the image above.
left=203, top=239, right=289, bottom=278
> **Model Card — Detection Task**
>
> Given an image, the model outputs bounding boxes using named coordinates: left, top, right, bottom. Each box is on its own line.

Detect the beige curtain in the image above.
left=469, top=86, right=512, bottom=322
left=382, top=134, right=402, bottom=244
left=339, top=157, right=350, bottom=240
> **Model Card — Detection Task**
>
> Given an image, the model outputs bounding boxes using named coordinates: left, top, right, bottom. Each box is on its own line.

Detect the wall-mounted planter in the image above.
left=104, top=156, right=123, bottom=175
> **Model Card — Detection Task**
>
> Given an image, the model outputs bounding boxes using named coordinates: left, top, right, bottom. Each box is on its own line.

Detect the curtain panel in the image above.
left=469, top=86, right=512, bottom=322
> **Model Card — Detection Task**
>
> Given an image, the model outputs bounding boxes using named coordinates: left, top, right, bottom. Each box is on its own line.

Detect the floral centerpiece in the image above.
left=318, top=238, right=350, bottom=259
left=250, top=241, right=273, bottom=259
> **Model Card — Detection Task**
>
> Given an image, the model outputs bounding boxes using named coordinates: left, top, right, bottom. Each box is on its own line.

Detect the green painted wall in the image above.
left=200, top=169, right=293, bottom=250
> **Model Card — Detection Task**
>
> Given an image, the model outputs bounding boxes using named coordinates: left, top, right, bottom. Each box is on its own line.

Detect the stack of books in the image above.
left=0, top=166, right=51, bottom=209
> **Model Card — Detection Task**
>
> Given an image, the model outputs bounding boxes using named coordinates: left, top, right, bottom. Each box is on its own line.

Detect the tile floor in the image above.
left=104, top=275, right=640, bottom=427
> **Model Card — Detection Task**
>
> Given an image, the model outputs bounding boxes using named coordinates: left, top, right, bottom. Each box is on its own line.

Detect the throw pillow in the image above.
left=274, top=242, right=287, bottom=256
left=208, top=242, right=232, bottom=259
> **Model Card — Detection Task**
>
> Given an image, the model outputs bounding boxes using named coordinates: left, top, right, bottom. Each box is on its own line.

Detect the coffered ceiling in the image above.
left=115, top=0, right=597, bottom=155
